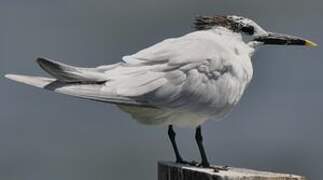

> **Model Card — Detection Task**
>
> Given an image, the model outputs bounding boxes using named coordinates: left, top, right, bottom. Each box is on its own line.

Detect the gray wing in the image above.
left=122, top=31, right=228, bottom=65
left=116, top=31, right=236, bottom=112
left=5, top=31, right=236, bottom=111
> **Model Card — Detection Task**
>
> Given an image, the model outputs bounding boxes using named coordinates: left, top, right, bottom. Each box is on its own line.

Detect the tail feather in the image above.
left=36, top=58, right=108, bottom=82
left=5, top=74, right=55, bottom=88
left=5, top=74, right=154, bottom=107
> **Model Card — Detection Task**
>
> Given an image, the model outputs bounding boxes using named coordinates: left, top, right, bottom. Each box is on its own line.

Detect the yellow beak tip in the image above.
left=305, top=40, right=318, bottom=47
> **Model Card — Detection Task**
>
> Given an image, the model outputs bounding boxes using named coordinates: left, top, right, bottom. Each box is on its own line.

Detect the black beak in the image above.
left=254, top=32, right=317, bottom=47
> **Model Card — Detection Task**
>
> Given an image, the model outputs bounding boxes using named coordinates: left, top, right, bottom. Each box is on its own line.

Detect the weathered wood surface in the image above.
left=158, top=161, right=306, bottom=180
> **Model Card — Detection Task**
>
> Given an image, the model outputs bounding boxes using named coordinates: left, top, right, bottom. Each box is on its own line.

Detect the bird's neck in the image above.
left=210, top=27, right=256, bottom=57
left=210, top=27, right=242, bottom=39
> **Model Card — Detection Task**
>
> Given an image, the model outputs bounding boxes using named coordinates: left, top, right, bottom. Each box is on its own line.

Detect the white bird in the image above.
left=5, top=15, right=317, bottom=168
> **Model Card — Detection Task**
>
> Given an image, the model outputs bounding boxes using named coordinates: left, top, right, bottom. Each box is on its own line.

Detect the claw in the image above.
left=196, top=163, right=210, bottom=168
left=211, top=165, right=229, bottom=172
left=176, top=160, right=198, bottom=166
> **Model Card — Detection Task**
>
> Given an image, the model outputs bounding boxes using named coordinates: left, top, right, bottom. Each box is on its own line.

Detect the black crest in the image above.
left=194, top=16, right=238, bottom=31
left=194, top=16, right=254, bottom=35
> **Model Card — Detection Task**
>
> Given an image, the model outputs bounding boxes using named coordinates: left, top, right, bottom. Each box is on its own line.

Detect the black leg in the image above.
left=168, top=125, right=185, bottom=164
left=195, top=126, right=210, bottom=167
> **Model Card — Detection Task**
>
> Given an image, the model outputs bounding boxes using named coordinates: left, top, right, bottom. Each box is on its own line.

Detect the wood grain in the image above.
left=158, top=161, right=306, bottom=180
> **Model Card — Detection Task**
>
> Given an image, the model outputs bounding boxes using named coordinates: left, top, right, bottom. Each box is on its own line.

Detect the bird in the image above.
left=5, top=15, right=317, bottom=169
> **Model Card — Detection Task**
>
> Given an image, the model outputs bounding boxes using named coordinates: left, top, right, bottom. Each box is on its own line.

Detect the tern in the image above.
left=5, top=15, right=317, bottom=168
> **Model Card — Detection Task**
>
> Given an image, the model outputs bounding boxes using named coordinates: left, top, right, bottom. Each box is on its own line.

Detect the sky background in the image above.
left=1, top=0, right=323, bottom=179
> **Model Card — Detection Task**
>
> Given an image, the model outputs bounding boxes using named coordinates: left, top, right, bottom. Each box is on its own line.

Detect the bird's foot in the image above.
left=195, top=162, right=229, bottom=172
left=176, top=159, right=198, bottom=166
left=176, top=159, right=229, bottom=172
left=210, top=165, right=230, bottom=172
left=196, top=162, right=210, bottom=168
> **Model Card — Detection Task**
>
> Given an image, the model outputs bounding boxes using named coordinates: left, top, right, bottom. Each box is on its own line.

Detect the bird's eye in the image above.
left=241, top=26, right=255, bottom=35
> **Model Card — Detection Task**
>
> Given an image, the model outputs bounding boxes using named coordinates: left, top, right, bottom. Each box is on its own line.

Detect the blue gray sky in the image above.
left=1, top=0, right=323, bottom=180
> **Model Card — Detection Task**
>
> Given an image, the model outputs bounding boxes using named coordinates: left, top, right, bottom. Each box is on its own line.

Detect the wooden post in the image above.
left=158, top=161, right=306, bottom=180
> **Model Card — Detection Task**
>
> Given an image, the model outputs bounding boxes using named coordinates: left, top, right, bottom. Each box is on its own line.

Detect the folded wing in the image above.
left=5, top=31, right=236, bottom=121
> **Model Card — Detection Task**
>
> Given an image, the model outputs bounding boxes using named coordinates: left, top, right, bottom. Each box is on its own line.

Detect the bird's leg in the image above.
left=168, top=125, right=187, bottom=164
left=194, top=126, right=228, bottom=171
left=195, top=126, right=210, bottom=168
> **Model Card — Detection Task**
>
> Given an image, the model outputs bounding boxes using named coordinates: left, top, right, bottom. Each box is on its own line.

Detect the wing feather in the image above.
left=118, top=31, right=235, bottom=112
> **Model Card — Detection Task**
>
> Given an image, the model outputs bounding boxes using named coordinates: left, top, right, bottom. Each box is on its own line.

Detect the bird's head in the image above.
left=194, top=15, right=317, bottom=48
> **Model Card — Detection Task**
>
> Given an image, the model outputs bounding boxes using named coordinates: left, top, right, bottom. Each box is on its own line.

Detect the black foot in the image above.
left=176, top=160, right=198, bottom=166
left=210, top=165, right=229, bottom=172
left=195, top=126, right=211, bottom=169
left=197, top=162, right=210, bottom=168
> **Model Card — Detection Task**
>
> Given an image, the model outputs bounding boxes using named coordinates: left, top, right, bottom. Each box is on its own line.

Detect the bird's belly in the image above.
left=117, top=105, right=209, bottom=127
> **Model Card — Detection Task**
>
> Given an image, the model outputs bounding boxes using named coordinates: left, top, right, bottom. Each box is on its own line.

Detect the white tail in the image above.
left=5, top=58, right=155, bottom=108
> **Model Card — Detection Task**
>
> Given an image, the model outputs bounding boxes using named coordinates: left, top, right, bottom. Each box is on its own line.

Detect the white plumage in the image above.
left=5, top=15, right=315, bottom=128
left=5, top=28, right=253, bottom=127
